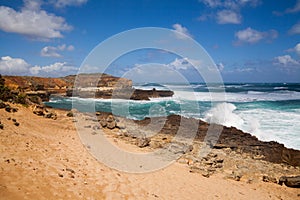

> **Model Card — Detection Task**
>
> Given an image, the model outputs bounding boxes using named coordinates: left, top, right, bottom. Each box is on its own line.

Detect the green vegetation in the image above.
left=0, top=74, right=13, bottom=102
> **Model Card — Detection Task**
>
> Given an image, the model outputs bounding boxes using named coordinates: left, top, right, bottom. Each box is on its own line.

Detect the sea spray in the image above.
left=204, top=102, right=244, bottom=128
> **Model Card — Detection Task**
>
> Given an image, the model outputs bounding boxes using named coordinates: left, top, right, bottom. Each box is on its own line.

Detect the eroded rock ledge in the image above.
left=3, top=73, right=174, bottom=101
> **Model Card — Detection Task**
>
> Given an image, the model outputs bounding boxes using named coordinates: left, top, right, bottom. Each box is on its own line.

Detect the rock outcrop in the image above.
left=278, top=176, right=300, bottom=188
left=4, top=73, right=174, bottom=101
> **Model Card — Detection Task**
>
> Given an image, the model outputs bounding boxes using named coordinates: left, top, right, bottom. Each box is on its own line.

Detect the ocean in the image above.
left=45, top=83, right=300, bottom=150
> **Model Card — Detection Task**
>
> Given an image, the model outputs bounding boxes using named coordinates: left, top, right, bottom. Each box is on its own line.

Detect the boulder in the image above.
left=262, top=175, right=277, bottom=183
left=106, top=115, right=114, bottom=122
left=116, top=121, right=126, bottom=129
left=107, top=121, right=116, bottom=129
left=136, top=137, right=150, bottom=148
left=278, top=176, right=300, bottom=188
left=33, top=105, right=45, bottom=116
left=0, top=100, right=6, bottom=109
left=99, top=120, right=107, bottom=128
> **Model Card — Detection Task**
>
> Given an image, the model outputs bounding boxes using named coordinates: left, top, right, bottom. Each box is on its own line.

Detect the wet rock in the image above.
left=278, top=176, right=300, bottom=188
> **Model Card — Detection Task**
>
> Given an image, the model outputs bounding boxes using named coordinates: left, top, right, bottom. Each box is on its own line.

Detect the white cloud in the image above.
left=30, top=62, right=78, bottom=76
left=0, top=55, right=77, bottom=76
left=216, top=62, right=224, bottom=71
left=172, top=24, right=192, bottom=39
left=274, top=55, right=299, bottom=66
left=234, top=27, right=278, bottom=44
left=285, top=0, right=300, bottom=13
left=216, top=10, right=241, bottom=24
left=199, top=0, right=260, bottom=9
left=167, top=58, right=202, bottom=70
left=200, top=0, right=222, bottom=8
left=286, top=43, right=300, bottom=55
left=295, top=43, right=300, bottom=55
left=0, top=56, right=30, bottom=75
left=51, top=0, right=88, bottom=8
left=40, top=44, right=75, bottom=57
left=0, top=1, right=72, bottom=39
left=198, top=0, right=260, bottom=24
left=289, top=22, right=300, bottom=35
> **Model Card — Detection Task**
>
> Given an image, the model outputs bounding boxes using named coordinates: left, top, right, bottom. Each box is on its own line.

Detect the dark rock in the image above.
left=14, top=122, right=20, bottom=126
left=95, top=111, right=101, bottom=116
left=278, top=176, right=300, bottom=188
left=262, top=175, right=277, bottom=183
left=33, top=105, right=45, bottom=116
left=0, top=100, right=6, bottom=109
left=5, top=106, right=11, bottom=112
left=12, top=118, right=17, bottom=122
left=66, top=168, right=75, bottom=174
left=66, top=111, right=74, bottom=117
left=0, top=124, right=3, bottom=129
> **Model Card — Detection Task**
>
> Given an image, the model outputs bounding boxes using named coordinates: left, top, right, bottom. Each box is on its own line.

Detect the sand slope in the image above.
left=0, top=105, right=299, bottom=199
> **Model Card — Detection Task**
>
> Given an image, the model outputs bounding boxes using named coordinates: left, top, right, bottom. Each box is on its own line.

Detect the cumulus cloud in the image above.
left=40, top=44, right=75, bottom=57
left=50, top=0, right=88, bottom=8
left=0, top=56, right=30, bottom=75
left=31, top=62, right=78, bottom=76
left=234, top=27, right=278, bottom=44
left=286, top=43, right=300, bottom=55
left=0, top=55, right=77, bottom=76
left=0, top=0, right=72, bottom=39
left=167, top=57, right=201, bottom=70
left=198, top=0, right=261, bottom=24
left=274, top=55, right=299, bottom=66
left=289, top=22, right=300, bottom=35
left=172, top=24, right=192, bottom=39
left=216, top=10, right=241, bottom=24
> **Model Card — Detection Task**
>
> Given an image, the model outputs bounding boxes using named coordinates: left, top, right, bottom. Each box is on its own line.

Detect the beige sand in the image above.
left=0, top=105, right=299, bottom=199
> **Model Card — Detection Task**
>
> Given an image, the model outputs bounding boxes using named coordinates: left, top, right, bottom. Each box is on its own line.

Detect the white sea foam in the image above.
left=204, top=102, right=244, bottom=128
left=202, top=102, right=300, bottom=149
left=173, top=90, right=300, bottom=102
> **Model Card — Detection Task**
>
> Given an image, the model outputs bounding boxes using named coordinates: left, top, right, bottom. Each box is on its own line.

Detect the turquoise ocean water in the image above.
left=46, top=83, right=300, bottom=150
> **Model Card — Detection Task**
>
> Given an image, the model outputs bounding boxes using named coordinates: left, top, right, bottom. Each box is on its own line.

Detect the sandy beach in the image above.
left=0, top=104, right=299, bottom=200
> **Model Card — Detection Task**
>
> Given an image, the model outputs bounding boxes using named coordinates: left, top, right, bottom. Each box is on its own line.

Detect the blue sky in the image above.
left=0, top=0, right=299, bottom=82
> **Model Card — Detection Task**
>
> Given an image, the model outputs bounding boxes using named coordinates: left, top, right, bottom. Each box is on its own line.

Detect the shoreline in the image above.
left=0, top=103, right=299, bottom=199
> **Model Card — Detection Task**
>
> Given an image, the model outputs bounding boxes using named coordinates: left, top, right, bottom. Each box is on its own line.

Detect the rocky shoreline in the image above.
left=72, top=110, right=300, bottom=187
left=3, top=74, right=174, bottom=101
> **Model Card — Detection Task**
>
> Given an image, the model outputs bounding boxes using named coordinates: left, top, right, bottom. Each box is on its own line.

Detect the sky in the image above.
left=0, top=0, right=299, bottom=83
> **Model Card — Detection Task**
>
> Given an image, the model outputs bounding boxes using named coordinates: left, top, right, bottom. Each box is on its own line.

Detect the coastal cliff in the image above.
left=3, top=73, right=174, bottom=101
